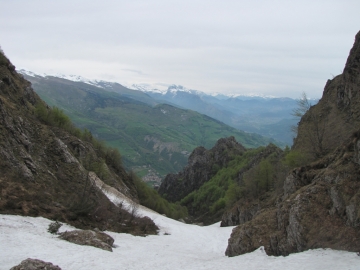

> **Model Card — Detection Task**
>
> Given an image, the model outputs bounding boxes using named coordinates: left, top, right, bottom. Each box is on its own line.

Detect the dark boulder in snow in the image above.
left=10, top=258, right=62, bottom=270
left=59, top=229, right=114, bottom=252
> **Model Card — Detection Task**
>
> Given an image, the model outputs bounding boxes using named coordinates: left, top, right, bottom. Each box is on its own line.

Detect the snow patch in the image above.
left=2, top=173, right=360, bottom=269
left=1, top=214, right=359, bottom=270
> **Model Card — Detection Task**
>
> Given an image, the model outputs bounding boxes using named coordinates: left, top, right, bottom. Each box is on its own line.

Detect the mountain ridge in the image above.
left=18, top=69, right=304, bottom=145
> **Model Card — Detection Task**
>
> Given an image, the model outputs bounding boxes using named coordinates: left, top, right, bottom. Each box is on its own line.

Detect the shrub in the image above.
left=210, top=198, right=226, bottom=213
left=48, top=221, right=62, bottom=234
left=35, top=103, right=71, bottom=129
left=283, top=150, right=308, bottom=168
left=131, top=172, right=188, bottom=219
left=105, top=147, right=123, bottom=170
left=0, top=46, right=8, bottom=65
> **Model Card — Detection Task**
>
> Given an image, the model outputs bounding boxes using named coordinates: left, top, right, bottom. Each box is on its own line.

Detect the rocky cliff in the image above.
left=225, top=31, right=360, bottom=256
left=0, top=51, right=157, bottom=234
left=158, top=136, right=246, bottom=202
left=159, top=136, right=286, bottom=224
left=220, top=144, right=284, bottom=226
left=293, top=31, right=360, bottom=158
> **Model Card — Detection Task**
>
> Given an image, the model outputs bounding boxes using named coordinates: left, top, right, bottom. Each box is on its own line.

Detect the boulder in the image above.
left=10, top=258, right=61, bottom=270
left=59, top=229, right=114, bottom=252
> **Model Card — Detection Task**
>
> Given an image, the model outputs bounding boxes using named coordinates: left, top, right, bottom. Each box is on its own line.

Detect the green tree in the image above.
left=291, top=92, right=311, bottom=136
left=283, top=150, right=307, bottom=168
left=225, top=182, right=243, bottom=206
left=257, top=159, right=274, bottom=192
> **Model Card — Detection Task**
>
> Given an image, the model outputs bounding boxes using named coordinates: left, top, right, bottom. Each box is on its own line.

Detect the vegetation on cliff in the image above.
left=159, top=136, right=296, bottom=224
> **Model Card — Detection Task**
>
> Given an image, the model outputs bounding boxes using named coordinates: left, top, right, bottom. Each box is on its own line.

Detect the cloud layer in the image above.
left=1, top=0, right=359, bottom=97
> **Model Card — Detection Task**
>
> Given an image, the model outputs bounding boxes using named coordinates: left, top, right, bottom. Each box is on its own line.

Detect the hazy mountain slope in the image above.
left=138, top=86, right=298, bottom=145
left=22, top=74, right=278, bottom=182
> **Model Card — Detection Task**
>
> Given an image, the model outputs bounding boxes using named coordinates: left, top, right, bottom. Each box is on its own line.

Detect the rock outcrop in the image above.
left=59, top=229, right=114, bottom=252
left=10, top=258, right=62, bottom=270
left=221, top=144, right=283, bottom=226
left=225, top=31, right=360, bottom=257
left=159, top=136, right=246, bottom=202
left=226, top=137, right=360, bottom=256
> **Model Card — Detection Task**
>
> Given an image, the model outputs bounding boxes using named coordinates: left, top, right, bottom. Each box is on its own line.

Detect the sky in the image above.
left=0, top=0, right=359, bottom=98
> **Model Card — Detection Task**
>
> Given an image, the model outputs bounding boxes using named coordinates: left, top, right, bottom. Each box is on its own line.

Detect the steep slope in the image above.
left=21, top=74, right=278, bottom=182
left=159, top=136, right=284, bottom=224
left=139, top=85, right=297, bottom=145
left=224, top=31, right=360, bottom=256
left=0, top=51, right=157, bottom=234
left=159, top=137, right=246, bottom=202
left=226, top=134, right=360, bottom=256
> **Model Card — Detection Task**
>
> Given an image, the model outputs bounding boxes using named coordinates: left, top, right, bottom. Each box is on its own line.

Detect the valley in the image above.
left=22, top=73, right=281, bottom=182
left=136, top=84, right=301, bottom=145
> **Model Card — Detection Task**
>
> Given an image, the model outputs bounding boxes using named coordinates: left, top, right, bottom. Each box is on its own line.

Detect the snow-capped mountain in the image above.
left=18, top=69, right=299, bottom=145
left=18, top=69, right=279, bottom=100
left=130, top=83, right=168, bottom=94
left=131, top=83, right=207, bottom=97
left=18, top=69, right=117, bottom=90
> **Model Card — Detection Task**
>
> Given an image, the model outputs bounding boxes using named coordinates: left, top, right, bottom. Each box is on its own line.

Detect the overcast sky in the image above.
left=1, top=0, right=359, bottom=98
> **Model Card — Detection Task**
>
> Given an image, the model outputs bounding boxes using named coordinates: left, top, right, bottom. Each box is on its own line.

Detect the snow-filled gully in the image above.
left=1, top=175, right=359, bottom=269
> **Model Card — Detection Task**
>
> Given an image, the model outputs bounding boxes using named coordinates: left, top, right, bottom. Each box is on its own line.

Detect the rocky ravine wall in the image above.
left=225, top=31, right=360, bottom=257
left=226, top=133, right=360, bottom=256
left=0, top=51, right=156, bottom=233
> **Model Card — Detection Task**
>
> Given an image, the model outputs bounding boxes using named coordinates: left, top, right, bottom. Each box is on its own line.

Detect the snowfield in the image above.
left=1, top=213, right=360, bottom=270
left=1, top=176, right=360, bottom=269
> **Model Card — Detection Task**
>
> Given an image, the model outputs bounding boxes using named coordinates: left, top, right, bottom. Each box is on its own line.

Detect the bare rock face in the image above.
left=225, top=31, right=360, bottom=257
left=59, top=229, right=114, bottom=252
left=220, top=202, right=260, bottom=227
left=10, top=258, right=62, bottom=270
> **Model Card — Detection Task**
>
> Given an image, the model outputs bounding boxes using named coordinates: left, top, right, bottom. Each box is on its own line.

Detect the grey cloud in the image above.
left=0, top=0, right=359, bottom=98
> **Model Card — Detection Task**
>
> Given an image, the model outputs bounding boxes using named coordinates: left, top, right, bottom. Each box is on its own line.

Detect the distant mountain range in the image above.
left=132, top=84, right=300, bottom=145
left=20, top=70, right=306, bottom=145
left=20, top=70, right=280, bottom=183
